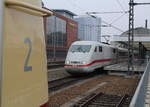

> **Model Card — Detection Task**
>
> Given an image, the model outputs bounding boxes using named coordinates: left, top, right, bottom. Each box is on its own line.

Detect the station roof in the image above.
left=119, top=27, right=150, bottom=50
left=53, top=9, right=77, bottom=16
left=121, top=27, right=150, bottom=36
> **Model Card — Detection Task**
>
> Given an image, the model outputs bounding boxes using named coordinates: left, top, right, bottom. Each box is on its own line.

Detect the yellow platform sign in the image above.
left=0, top=0, right=52, bottom=107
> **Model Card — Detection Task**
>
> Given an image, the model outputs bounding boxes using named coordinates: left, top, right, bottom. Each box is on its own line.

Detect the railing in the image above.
left=129, top=60, right=150, bottom=107
left=133, top=59, right=148, bottom=66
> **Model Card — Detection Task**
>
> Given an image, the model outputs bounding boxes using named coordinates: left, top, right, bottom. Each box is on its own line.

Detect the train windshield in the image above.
left=69, top=45, right=91, bottom=53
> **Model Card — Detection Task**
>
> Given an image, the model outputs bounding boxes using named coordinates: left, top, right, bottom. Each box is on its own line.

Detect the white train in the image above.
left=64, top=41, right=128, bottom=75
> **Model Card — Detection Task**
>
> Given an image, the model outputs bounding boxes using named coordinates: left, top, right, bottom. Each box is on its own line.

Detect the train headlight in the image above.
left=66, top=61, right=70, bottom=64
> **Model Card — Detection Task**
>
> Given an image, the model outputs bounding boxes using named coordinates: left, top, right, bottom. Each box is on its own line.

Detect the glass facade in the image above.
left=46, top=49, right=67, bottom=59
left=47, top=16, right=67, bottom=46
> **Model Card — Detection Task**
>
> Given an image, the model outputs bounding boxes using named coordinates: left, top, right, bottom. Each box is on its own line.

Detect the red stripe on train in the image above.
left=64, top=58, right=112, bottom=67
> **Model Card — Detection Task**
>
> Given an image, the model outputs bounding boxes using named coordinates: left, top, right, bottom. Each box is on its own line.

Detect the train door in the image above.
left=114, top=48, right=118, bottom=63
left=98, top=45, right=104, bottom=67
left=93, top=45, right=103, bottom=68
left=103, top=46, right=109, bottom=66
left=1, top=0, right=52, bottom=107
left=110, top=48, right=116, bottom=64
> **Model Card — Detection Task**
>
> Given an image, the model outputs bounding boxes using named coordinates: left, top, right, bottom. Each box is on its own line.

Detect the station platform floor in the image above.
left=104, top=62, right=150, bottom=106
left=104, top=62, right=146, bottom=73
left=145, top=73, right=150, bottom=107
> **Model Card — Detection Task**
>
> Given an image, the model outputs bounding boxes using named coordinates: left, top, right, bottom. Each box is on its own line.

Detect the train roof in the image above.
left=72, top=41, right=116, bottom=48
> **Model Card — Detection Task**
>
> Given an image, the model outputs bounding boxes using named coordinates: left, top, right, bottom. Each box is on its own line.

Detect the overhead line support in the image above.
left=128, top=0, right=134, bottom=74
left=128, top=1, right=150, bottom=74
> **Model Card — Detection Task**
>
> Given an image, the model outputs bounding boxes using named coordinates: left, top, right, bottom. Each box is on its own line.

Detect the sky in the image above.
left=43, top=0, right=150, bottom=37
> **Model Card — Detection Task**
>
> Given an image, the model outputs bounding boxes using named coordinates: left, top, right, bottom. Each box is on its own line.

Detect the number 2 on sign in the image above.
left=24, top=38, right=32, bottom=72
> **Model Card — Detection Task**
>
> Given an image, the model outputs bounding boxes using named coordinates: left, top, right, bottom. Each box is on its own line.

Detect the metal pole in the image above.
left=128, top=0, right=134, bottom=74
left=131, top=1, right=134, bottom=72
left=127, top=1, right=150, bottom=75
left=145, top=19, right=148, bottom=28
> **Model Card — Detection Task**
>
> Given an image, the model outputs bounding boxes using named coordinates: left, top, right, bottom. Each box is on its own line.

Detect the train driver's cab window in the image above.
left=69, top=45, right=91, bottom=53
left=99, top=46, right=102, bottom=52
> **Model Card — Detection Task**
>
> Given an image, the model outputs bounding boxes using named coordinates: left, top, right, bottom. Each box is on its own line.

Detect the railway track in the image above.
left=48, top=76, right=79, bottom=92
left=73, top=92, right=131, bottom=107
left=47, top=60, right=65, bottom=69
left=49, top=75, right=139, bottom=106
left=47, top=63, right=64, bottom=69
left=48, top=76, right=95, bottom=93
left=48, top=72, right=103, bottom=93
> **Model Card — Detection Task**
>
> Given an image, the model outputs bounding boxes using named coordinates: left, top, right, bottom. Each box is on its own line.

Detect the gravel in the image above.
left=48, top=75, right=139, bottom=107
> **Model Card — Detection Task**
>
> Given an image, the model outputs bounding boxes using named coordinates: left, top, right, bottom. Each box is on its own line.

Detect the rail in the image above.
left=5, top=0, right=53, bottom=16
left=74, top=92, right=130, bottom=107
left=76, top=92, right=103, bottom=107
left=129, top=60, right=150, bottom=107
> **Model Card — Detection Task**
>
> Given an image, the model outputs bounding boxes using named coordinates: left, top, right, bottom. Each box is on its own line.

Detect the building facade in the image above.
left=44, top=8, right=78, bottom=61
left=112, top=27, right=150, bottom=48
left=75, top=16, right=101, bottom=42
left=111, top=27, right=150, bottom=59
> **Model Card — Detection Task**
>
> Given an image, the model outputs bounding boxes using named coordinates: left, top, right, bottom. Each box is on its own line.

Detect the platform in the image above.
left=128, top=61, right=150, bottom=107
left=145, top=73, right=150, bottom=107
left=104, top=62, right=146, bottom=73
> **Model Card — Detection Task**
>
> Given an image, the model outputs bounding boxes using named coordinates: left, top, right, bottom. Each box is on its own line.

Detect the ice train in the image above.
left=64, top=41, right=128, bottom=75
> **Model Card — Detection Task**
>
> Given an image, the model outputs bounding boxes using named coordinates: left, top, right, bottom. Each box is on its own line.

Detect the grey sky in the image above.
left=43, top=0, right=150, bottom=36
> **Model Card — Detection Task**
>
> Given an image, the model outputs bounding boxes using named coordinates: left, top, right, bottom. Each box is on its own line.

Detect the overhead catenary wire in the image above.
left=102, top=20, right=124, bottom=32
left=116, top=0, right=126, bottom=12
left=86, top=12, right=128, bottom=32
left=109, top=12, right=128, bottom=24
left=85, top=13, right=124, bottom=33
left=86, top=11, right=128, bottom=14
left=77, top=22, right=124, bottom=33
left=61, top=0, right=126, bottom=33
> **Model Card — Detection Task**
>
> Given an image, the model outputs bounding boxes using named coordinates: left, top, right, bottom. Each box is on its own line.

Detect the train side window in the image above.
left=94, top=47, right=97, bottom=52
left=113, top=49, right=116, bottom=53
left=99, top=46, right=102, bottom=52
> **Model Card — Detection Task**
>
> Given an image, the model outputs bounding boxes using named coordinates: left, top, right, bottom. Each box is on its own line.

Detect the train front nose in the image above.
left=64, top=65, right=89, bottom=74
left=64, top=50, right=92, bottom=74
left=64, top=60, right=93, bottom=74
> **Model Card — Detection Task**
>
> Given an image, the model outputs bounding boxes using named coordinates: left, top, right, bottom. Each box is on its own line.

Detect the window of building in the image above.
left=46, top=16, right=67, bottom=47
left=46, top=49, right=67, bottom=59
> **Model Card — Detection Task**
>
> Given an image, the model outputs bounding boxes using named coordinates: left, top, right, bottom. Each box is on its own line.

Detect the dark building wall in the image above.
left=66, top=19, right=78, bottom=48
left=43, top=8, right=78, bottom=61
left=54, top=12, right=78, bottom=48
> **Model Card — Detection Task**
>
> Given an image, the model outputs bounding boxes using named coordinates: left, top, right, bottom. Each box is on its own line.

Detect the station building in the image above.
left=43, top=8, right=78, bottom=61
left=111, top=27, right=150, bottom=59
